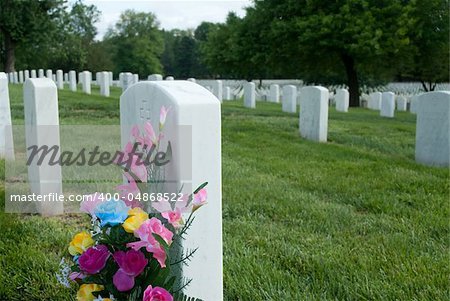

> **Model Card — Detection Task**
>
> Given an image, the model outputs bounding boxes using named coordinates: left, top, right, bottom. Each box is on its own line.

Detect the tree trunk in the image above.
left=4, top=31, right=16, bottom=72
left=341, top=53, right=360, bottom=107
left=421, top=81, right=429, bottom=92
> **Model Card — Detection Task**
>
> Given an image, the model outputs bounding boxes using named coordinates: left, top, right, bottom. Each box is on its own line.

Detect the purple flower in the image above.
left=112, top=250, right=148, bottom=292
left=78, top=245, right=110, bottom=274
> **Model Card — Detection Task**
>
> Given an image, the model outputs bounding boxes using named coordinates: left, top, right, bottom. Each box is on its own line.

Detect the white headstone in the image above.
left=0, top=72, right=15, bottom=160
left=133, top=74, right=139, bottom=84
left=396, top=95, right=407, bottom=111
left=38, top=69, right=44, bottom=78
left=244, top=82, right=256, bottom=108
left=410, top=94, right=421, bottom=114
left=23, top=78, right=63, bottom=215
left=109, top=72, right=113, bottom=86
left=148, top=74, right=163, bottom=81
left=380, top=92, right=395, bottom=118
left=46, top=69, right=52, bottom=80
left=369, top=92, right=382, bottom=110
left=223, top=86, right=231, bottom=100
left=8, top=73, right=13, bottom=83
left=13, top=72, right=18, bottom=84
left=121, top=72, right=134, bottom=91
left=24, top=70, right=30, bottom=80
left=98, top=71, right=110, bottom=97
left=299, top=86, right=329, bottom=142
left=120, top=81, right=223, bottom=300
left=56, top=70, right=64, bottom=90
left=187, top=78, right=196, bottom=83
left=64, top=73, right=68, bottom=83
left=69, top=70, right=77, bottom=92
left=31, top=70, right=37, bottom=79
left=80, top=71, right=91, bottom=94
left=52, top=74, right=56, bottom=82
left=335, top=88, right=349, bottom=112
left=269, top=84, right=280, bottom=103
left=415, top=91, right=450, bottom=167
left=165, top=76, right=174, bottom=81
left=282, top=85, right=297, bottom=113
left=19, top=71, right=24, bottom=84
left=212, top=80, right=223, bottom=102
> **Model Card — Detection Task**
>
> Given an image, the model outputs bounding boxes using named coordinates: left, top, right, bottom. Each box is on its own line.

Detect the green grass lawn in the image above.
left=1, top=84, right=449, bottom=300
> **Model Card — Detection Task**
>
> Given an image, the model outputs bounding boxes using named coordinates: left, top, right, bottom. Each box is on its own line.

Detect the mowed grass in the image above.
left=1, top=84, right=449, bottom=300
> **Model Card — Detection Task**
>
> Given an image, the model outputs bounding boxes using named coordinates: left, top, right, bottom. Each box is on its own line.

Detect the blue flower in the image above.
left=94, top=199, right=130, bottom=227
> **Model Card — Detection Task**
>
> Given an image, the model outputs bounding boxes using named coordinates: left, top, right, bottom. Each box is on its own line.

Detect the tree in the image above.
left=402, top=0, right=449, bottom=91
left=0, top=0, right=64, bottom=72
left=253, top=0, right=414, bottom=106
left=105, top=10, right=164, bottom=76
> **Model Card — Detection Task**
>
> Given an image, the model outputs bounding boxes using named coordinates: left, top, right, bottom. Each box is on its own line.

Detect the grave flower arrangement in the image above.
left=57, top=106, right=207, bottom=301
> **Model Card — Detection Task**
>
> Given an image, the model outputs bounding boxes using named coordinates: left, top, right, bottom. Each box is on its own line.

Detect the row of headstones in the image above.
left=0, top=74, right=223, bottom=300
left=366, top=92, right=420, bottom=115
left=6, top=69, right=111, bottom=96
left=240, top=81, right=449, bottom=167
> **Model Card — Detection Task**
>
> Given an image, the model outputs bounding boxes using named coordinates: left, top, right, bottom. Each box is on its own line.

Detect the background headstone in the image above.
left=99, top=71, right=110, bottom=97
left=120, top=81, right=223, bottom=300
left=369, top=92, right=382, bottom=110
left=56, top=70, right=64, bottom=90
left=282, top=85, right=297, bottom=113
left=396, top=95, right=407, bottom=111
left=415, top=91, right=450, bottom=167
left=223, top=86, right=231, bottom=100
left=19, top=71, right=24, bottom=84
left=299, top=86, right=329, bottom=142
left=165, top=76, right=174, bottom=81
left=212, top=80, right=223, bottom=102
left=24, top=70, right=30, bottom=80
left=0, top=72, right=15, bottom=160
left=38, top=69, right=44, bottom=78
left=23, top=78, right=63, bottom=215
left=381, top=92, right=395, bottom=118
left=244, top=82, right=256, bottom=108
left=31, top=70, right=37, bottom=78
left=187, top=78, right=196, bottom=82
left=69, top=71, right=77, bottom=92
left=335, top=88, right=349, bottom=112
left=80, top=71, right=91, bottom=94
left=269, top=84, right=280, bottom=103
left=148, top=74, right=163, bottom=81
left=46, top=69, right=53, bottom=80
left=13, top=72, right=18, bottom=84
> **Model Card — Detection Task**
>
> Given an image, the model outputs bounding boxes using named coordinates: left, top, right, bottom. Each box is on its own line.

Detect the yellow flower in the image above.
left=122, top=207, right=148, bottom=233
left=68, top=231, right=95, bottom=256
left=77, top=284, right=104, bottom=301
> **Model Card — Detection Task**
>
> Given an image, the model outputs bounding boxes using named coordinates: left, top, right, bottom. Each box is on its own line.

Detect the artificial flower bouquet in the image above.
left=57, top=106, right=207, bottom=301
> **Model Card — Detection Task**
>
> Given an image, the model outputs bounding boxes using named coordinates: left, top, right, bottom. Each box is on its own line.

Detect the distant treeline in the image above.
left=1, top=0, right=448, bottom=106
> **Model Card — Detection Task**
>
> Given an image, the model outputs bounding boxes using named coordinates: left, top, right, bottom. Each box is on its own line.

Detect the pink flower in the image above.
left=159, top=106, right=171, bottom=129
left=131, top=125, right=141, bottom=139
left=112, top=249, right=148, bottom=292
left=115, top=142, right=148, bottom=182
left=78, top=245, right=110, bottom=274
left=192, top=188, right=207, bottom=212
left=152, top=194, right=190, bottom=214
left=80, top=193, right=105, bottom=215
left=144, top=121, right=158, bottom=146
left=162, top=209, right=183, bottom=228
left=116, top=181, right=140, bottom=196
left=126, top=218, right=173, bottom=267
left=143, top=286, right=173, bottom=301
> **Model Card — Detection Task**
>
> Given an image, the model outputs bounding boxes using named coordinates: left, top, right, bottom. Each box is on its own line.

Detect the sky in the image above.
left=81, top=0, right=253, bottom=39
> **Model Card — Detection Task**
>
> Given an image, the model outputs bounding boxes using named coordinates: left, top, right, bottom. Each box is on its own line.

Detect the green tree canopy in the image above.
left=104, top=10, right=164, bottom=77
